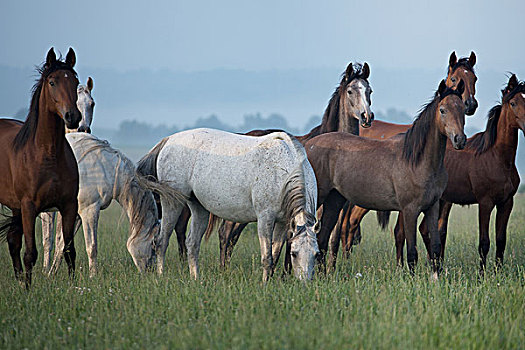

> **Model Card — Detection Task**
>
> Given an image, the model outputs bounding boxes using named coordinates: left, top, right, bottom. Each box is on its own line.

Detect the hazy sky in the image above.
left=1, top=0, right=523, bottom=72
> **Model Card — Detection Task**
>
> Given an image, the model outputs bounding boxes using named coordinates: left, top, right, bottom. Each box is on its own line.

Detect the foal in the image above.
left=306, top=80, right=466, bottom=275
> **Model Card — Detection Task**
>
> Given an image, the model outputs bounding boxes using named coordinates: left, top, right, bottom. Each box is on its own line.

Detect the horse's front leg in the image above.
left=20, top=200, right=38, bottom=287
left=186, top=201, right=210, bottom=280
left=394, top=212, right=405, bottom=266
left=41, top=212, right=56, bottom=274
left=157, top=199, right=183, bottom=275
left=271, top=221, right=287, bottom=274
left=6, top=209, right=23, bottom=283
left=401, top=207, right=419, bottom=273
left=79, top=204, right=100, bottom=277
left=60, top=203, right=79, bottom=278
left=317, top=190, right=346, bottom=273
left=495, top=198, right=513, bottom=269
left=424, top=201, right=442, bottom=278
left=478, top=199, right=495, bottom=275
left=346, top=205, right=368, bottom=251
left=174, top=206, right=190, bottom=261
left=257, top=214, right=276, bottom=282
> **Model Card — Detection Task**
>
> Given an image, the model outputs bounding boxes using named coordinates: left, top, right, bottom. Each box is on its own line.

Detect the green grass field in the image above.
left=1, top=197, right=524, bottom=349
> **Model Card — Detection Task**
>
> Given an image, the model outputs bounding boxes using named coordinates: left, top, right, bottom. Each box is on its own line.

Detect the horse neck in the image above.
left=35, top=92, right=66, bottom=156
left=410, top=112, right=447, bottom=172
left=493, top=106, right=518, bottom=167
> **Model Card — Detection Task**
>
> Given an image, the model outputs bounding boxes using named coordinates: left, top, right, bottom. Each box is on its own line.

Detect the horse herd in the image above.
left=0, top=48, right=523, bottom=287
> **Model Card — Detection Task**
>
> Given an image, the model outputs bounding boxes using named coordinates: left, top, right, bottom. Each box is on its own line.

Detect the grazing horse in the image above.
left=0, top=48, right=81, bottom=286
left=42, top=133, right=159, bottom=276
left=397, top=74, right=525, bottom=273
left=137, top=128, right=320, bottom=281
left=337, top=51, right=478, bottom=256
left=182, top=62, right=374, bottom=269
left=307, top=80, right=466, bottom=276
left=41, top=77, right=96, bottom=272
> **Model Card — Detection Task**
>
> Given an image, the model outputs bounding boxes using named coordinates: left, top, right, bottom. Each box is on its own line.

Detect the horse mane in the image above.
left=13, top=58, right=77, bottom=152
left=279, top=167, right=316, bottom=232
left=402, top=87, right=461, bottom=165
left=466, top=105, right=501, bottom=155
left=467, top=79, right=525, bottom=155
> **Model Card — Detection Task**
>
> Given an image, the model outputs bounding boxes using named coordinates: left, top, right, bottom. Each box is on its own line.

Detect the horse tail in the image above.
left=136, top=137, right=170, bottom=180
left=376, top=211, right=391, bottom=231
left=0, top=209, right=22, bottom=243
left=204, top=214, right=222, bottom=242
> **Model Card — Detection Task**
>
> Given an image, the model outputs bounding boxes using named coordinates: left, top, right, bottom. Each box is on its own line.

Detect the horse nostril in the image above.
left=371, top=112, right=375, bottom=120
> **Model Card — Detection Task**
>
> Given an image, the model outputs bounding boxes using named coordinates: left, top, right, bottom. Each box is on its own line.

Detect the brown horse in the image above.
left=307, top=80, right=466, bottom=275
left=0, top=48, right=81, bottom=287
left=164, top=62, right=374, bottom=268
left=337, top=51, right=478, bottom=255
left=395, top=74, right=525, bottom=273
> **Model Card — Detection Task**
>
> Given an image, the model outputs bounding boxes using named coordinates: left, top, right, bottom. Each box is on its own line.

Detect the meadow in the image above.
left=0, top=197, right=524, bottom=349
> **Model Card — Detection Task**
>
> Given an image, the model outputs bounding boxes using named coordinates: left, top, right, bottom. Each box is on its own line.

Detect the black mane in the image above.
left=403, top=87, right=462, bottom=165
left=450, top=57, right=475, bottom=75
left=13, top=59, right=77, bottom=152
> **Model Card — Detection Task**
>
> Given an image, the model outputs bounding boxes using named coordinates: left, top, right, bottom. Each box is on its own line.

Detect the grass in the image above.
left=0, top=197, right=524, bottom=349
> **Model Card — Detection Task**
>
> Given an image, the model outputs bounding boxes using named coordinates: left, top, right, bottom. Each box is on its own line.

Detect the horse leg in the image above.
left=495, top=198, right=513, bottom=269
left=224, top=222, right=247, bottom=266
left=256, top=214, right=276, bottom=282
left=478, top=200, right=495, bottom=275
left=424, top=201, right=442, bottom=278
left=437, top=201, right=453, bottom=259
left=41, top=212, right=56, bottom=273
left=60, top=203, right=79, bottom=278
left=20, top=200, right=38, bottom=287
left=394, top=212, right=405, bottom=266
left=271, top=221, right=287, bottom=274
left=6, top=210, right=23, bottom=282
left=218, top=220, right=236, bottom=268
left=338, top=203, right=350, bottom=258
left=401, top=209, right=419, bottom=273
left=317, top=190, right=346, bottom=273
left=157, top=199, right=183, bottom=275
left=78, top=204, right=100, bottom=277
left=328, top=206, right=345, bottom=270
left=49, top=213, right=65, bottom=275
left=185, top=201, right=210, bottom=280
left=174, top=206, right=190, bottom=261
left=348, top=206, right=368, bottom=249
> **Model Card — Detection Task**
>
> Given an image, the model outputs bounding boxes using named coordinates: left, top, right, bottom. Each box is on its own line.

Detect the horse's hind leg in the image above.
left=394, top=213, right=405, bottom=266
left=349, top=206, right=368, bottom=247
left=174, top=206, right=190, bottom=261
left=60, top=203, right=79, bottom=278
left=478, top=200, right=495, bottom=275
left=317, top=190, right=346, bottom=273
left=257, top=214, right=276, bottom=282
left=186, top=201, right=210, bottom=280
left=41, top=212, right=55, bottom=274
left=157, top=199, right=183, bottom=275
left=401, top=208, right=419, bottom=273
left=20, top=200, right=38, bottom=287
left=78, top=204, right=100, bottom=277
left=6, top=210, right=23, bottom=282
left=424, top=201, right=442, bottom=278
left=222, top=222, right=247, bottom=268
left=495, top=198, right=513, bottom=269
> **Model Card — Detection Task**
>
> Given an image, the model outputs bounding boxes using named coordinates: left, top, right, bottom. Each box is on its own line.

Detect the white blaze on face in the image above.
left=65, top=73, right=68, bottom=78
left=521, top=93, right=525, bottom=99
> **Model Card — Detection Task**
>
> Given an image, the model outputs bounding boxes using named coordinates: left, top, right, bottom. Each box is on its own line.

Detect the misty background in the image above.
left=1, top=0, right=524, bottom=172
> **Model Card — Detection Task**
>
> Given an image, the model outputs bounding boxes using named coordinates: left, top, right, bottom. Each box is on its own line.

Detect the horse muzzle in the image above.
left=465, top=97, right=478, bottom=116
left=77, top=125, right=91, bottom=134
left=360, top=112, right=374, bottom=128
left=63, top=109, right=81, bottom=130
left=452, top=133, right=466, bottom=150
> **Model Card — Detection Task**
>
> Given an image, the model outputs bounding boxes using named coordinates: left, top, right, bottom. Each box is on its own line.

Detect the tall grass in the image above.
left=1, top=197, right=524, bottom=349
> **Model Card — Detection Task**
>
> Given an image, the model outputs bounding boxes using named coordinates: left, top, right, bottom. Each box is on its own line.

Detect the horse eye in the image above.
left=49, top=81, right=55, bottom=87
left=451, top=77, right=456, bottom=83
left=439, top=108, right=446, bottom=114
left=291, top=251, right=298, bottom=258
left=510, top=102, right=516, bottom=107
left=347, top=90, right=352, bottom=95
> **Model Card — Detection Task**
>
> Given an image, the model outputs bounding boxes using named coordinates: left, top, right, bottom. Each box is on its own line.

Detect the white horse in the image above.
left=42, top=133, right=162, bottom=276
left=137, top=128, right=320, bottom=281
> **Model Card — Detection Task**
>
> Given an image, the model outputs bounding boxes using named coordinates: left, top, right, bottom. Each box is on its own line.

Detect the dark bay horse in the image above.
left=167, top=62, right=374, bottom=268
left=307, top=80, right=466, bottom=275
left=0, top=48, right=81, bottom=286
left=396, top=74, right=525, bottom=273
left=337, top=51, right=478, bottom=255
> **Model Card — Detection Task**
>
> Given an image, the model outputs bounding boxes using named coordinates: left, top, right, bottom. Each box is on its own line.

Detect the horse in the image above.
left=337, top=51, right=478, bottom=256
left=306, top=80, right=466, bottom=276
left=395, top=74, right=525, bottom=274
left=41, top=77, right=96, bottom=272
left=41, top=133, right=160, bottom=276
left=181, top=62, right=374, bottom=269
left=137, top=128, right=320, bottom=281
left=0, top=48, right=81, bottom=287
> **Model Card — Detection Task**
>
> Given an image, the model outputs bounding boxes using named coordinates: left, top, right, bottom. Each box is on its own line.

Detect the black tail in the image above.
left=376, top=211, right=391, bottom=230
left=136, top=137, right=170, bottom=180
left=0, top=208, right=22, bottom=243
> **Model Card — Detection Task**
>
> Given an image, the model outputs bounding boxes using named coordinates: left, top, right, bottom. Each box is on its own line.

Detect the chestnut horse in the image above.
left=336, top=51, right=478, bottom=255
left=167, top=62, right=374, bottom=268
left=307, top=80, right=466, bottom=275
left=396, top=74, right=525, bottom=273
left=0, top=48, right=81, bottom=286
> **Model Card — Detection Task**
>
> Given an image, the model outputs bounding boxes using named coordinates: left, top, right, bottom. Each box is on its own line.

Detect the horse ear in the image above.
left=87, top=77, right=94, bottom=92
left=456, top=79, right=465, bottom=96
left=345, top=62, right=354, bottom=80
left=291, top=218, right=297, bottom=233
left=449, top=51, right=457, bottom=68
left=65, top=48, right=76, bottom=68
left=469, top=51, right=476, bottom=67
left=438, top=79, right=447, bottom=96
left=361, top=62, right=370, bottom=80
left=46, top=48, right=56, bottom=67
left=313, top=220, right=321, bottom=234
left=507, top=74, right=518, bottom=91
